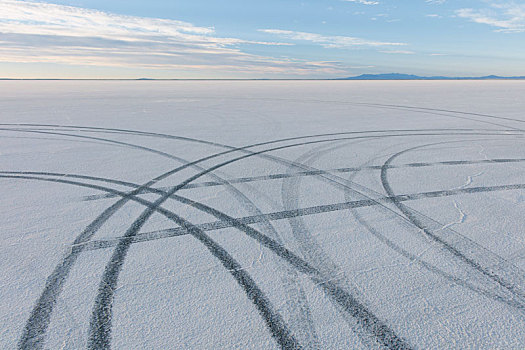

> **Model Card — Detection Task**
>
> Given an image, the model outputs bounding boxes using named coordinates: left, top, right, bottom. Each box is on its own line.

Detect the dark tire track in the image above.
left=0, top=128, right=410, bottom=349
left=166, top=193, right=413, bottom=349
left=84, top=131, right=511, bottom=349
left=3, top=173, right=410, bottom=349
left=3, top=171, right=524, bottom=251
left=280, top=140, right=390, bottom=348
left=7, top=142, right=524, bottom=348
left=83, top=157, right=525, bottom=201
left=86, top=197, right=302, bottom=350
left=215, top=172, right=321, bottom=349
left=380, top=141, right=525, bottom=306
left=1, top=174, right=302, bottom=350
left=3, top=99, right=524, bottom=348
left=254, top=134, right=525, bottom=309
left=4, top=127, right=519, bottom=349
left=343, top=141, right=525, bottom=318
left=10, top=127, right=410, bottom=349
left=9, top=128, right=320, bottom=350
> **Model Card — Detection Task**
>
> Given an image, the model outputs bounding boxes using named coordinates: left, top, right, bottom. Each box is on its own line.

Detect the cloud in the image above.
left=342, top=0, right=379, bottom=5
left=258, top=29, right=406, bottom=48
left=0, top=0, right=287, bottom=46
left=0, top=0, right=357, bottom=77
left=456, top=2, right=525, bottom=33
left=379, top=50, right=415, bottom=54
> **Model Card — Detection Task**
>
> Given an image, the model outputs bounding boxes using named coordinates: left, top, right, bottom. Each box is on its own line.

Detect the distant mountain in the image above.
left=338, top=73, right=525, bottom=80
left=2, top=74, right=525, bottom=81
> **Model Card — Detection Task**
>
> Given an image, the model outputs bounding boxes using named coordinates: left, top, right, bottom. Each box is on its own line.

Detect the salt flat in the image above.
left=1, top=81, right=524, bottom=349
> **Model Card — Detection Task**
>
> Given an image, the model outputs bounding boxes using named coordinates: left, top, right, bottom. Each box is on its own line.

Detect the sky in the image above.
left=0, top=0, right=524, bottom=78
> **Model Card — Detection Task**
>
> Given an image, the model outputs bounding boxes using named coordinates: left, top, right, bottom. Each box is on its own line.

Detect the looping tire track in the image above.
left=343, top=140, right=525, bottom=316
left=82, top=156, right=525, bottom=201
left=280, top=139, right=390, bottom=348
left=84, top=130, right=521, bottom=349
left=380, top=141, right=525, bottom=306
left=2, top=174, right=302, bottom=350
left=265, top=134, right=525, bottom=306
left=2, top=124, right=522, bottom=349
left=88, top=132, right=446, bottom=349
left=7, top=128, right=324, bottom=350
left=3, top=127, right=423, bottom=349
left=3, top=173, right=411, bottom=350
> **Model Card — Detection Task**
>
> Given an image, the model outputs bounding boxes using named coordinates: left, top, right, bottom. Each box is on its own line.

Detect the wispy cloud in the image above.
left=380, top=50, right=415, bottom=54
left=258, top=29, right=406, bottom=48
left=0, top=0, right=289, bottom=46
left=456, top=1, right=525, bottom=33
left=0, top=0, right=358, bottom=77
left=342, top=0, right=379, bottom=5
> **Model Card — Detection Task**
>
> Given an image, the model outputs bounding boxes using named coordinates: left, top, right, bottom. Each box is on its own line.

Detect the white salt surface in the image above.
left=1, top=81, right=524, bottom=349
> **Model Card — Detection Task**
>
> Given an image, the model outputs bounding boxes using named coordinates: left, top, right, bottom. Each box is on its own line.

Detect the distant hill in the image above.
left=2, top=74, right=524, bottom=81
left=338, top=73, right=525, bottom=80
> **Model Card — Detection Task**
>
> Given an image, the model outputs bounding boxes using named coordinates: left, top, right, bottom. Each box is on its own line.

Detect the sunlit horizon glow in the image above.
left=0, top=0, right=524, bottom=79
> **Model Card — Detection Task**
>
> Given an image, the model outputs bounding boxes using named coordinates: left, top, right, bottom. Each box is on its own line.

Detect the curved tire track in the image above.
left=3, top=173, right=410, bottom=349
left=380, top=141, right=525, bottom=306
left=2, top=174, right=302, bottom=350
left=83, top=131, right=510, bottom=349
left=4, top=127, right=519, bottom=349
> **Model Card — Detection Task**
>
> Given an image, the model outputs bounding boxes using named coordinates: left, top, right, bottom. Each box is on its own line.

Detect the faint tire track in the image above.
left=3, top=173, right=411, bottom=349
left=380, top=141, right=525, bottom=307
left=280, top=139, right=390, bottom=349
left=343, top=140, right=525, bottom=318
left=3, top=126, right=520, bottom=349
left=2, top=174, right=302, bottom=350
left=85, top=130, right=514, bottom=349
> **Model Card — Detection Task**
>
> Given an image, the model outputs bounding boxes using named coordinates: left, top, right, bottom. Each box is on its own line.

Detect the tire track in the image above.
left=0, top=128, right=424, bottom=349
left=11, top=127, right=424, bottom=349
left=343, top=141, right=525, bottom=321
left=3, top=171, right=524, bottom=251
left=214, top=172, right=321, bottom=349
left=12, top=130, right=205, bottom=350
left=250, top=134, right=525, bottom=309
left=6, top=146, right=520, bottom=348
left=2, top=174, right=302, bottom=350
left=9, top=128, right=326, bottom=350
left=4, top=127, right=519, bottom=348
left=8, top=125, right=387, bottom=349
left=357, top=102, right=525, bottom=125
left=4, top=130, right=424, bottom=348
left=280, top=139, right=388, bottom=348
left=278, top=135, right=524, bottom=341
left=51, top=96, right=523, bottom=130
left=86, top=164, right=315, bottom=349
left=3, top=98, right=520, bottom=348
left=380, top=141, right=525, bottom=306
left=3, top=173, right=411, bottom=349
left=2, top=123, right=513, bottom=148
left=166, top=192, right=413, bottom=349
left=252, top=134, right=525, bottom=315
left=85, top=131, right=511, bottom=348
left=83, top=157, right=525, bottom=201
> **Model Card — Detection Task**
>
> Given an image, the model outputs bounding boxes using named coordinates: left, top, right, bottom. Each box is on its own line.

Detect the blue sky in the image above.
left=0, top=0, right=524, bottom=78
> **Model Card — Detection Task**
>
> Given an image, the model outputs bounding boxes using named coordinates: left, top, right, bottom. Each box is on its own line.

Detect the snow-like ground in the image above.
left=1, top=81, right=524, bottom=349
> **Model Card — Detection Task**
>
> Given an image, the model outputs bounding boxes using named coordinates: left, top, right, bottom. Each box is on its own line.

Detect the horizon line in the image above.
left=2, top=73, right=525, bottom=81
left=2, top=78, right=525, bottom=81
